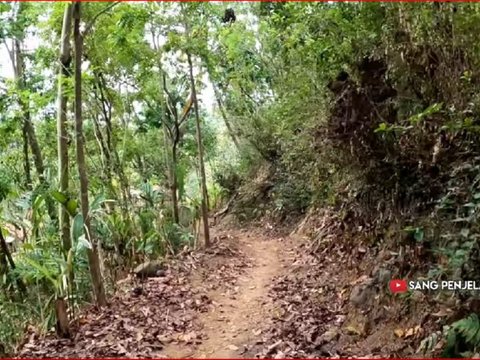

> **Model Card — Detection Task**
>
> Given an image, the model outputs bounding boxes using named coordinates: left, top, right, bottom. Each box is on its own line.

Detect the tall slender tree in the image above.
left=53, top=3, right=74, bottom=338
left=161, top=73, right=193, bottom=225
left=212, top=83, right=241, bottom=152
left=13, top=38, right=45, bottom=183
left=187, top=52, right=210, bottom=247
left=57, top=3, right=73, bottom=257
left=6, top=3, right=56, bottom=219
left=73, top=2, right=106, bottom=307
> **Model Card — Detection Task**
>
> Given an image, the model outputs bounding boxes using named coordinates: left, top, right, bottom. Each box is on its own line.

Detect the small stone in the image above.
left=134, top=260, right=164, bottom=278
left=349, top=284, right=372, bottom=306
left=318, top=328, right=340, bottom=343
left=373, top=268, right=391, bottom=285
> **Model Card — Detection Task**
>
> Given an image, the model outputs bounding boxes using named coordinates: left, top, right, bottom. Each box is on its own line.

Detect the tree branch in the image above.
left=178, top=94, right=193, bottom=126
left=162, top=73, right=178, bottom=122
left=84, top=2, right=120, bottom=36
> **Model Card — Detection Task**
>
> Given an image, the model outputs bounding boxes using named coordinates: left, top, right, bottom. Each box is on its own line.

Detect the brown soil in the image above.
left=163, top=228, right=287, bottom=358
left=17, top=220, right=440, bottom=359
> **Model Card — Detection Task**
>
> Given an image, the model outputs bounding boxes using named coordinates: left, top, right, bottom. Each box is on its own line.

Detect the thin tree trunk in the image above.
left=160, top=70, right=181, bottom=224
left=6, top=3, right=45, bottom=191
left=13, top=40, right=46, bottom=180
left=171, top=145, right=180, bottom=224
left=22, top=122, right=31, bottom=188
left=0, top=230, right=26, bottom=293
left=23, top=111, right=45, bottom=180
left=152, top=28, right=182, bottom=224
left=14, top=39, right=57, bottom=221
left=56, top=5, right=74, bottom=335
left=91, top=79, right=112, bottom=183
left=212, top=84, right=241, bottom=151
left=91, top=71, right=131, bottom=214
left=97, top=75, right=132, bottom=211
left=187, top=52, right=210, bottom=247
left=73, top=2, right=107, bottom=307
left=0, top=232, right=17, bottom=275
left=92, top=114, right=108, bottom=172
left=55, top=297, right=70, bottom=338
left=57, top=3, right=73, bottom=255
left=162, top=121, right=180, bottom=224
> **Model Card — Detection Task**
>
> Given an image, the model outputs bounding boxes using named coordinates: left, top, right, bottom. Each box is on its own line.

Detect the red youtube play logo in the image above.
left=389, top=279, right=408, bottom=293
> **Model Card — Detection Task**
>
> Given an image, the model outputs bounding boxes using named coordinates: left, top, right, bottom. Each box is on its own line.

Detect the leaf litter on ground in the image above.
left=18, top=233, right=251, bottom=358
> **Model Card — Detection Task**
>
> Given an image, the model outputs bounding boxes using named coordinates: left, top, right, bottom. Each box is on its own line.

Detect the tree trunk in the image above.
left=91, top=90, right=112, bottom=187
left=171, top=145, right=180, bottom=224
left=22, top=122, right=31, bottom=189
left=13, top=37, right=56, bottom=220
left=57, top=3, right=73, bottom=255
left=187, top=53, right=210, bottom=247
left=0, top=230, right=26, bottom=293
left=14, top=40, right=46, bottom=180
left=0, top=232, right=17, bottom=274
left=162, top=123, right=180, bottom=224
left=90, top=71, right=131, bottom=216
left=73, top=2, right=107, bottom=307
left=55, top=297, right=70, bottom=338
left=55, top=4, right=75, bottom=336
left=212, top=84, right=241, bottom=152
left=97, top=74, right=132, bottom=211
left=8, top=3, right=46, bottom=190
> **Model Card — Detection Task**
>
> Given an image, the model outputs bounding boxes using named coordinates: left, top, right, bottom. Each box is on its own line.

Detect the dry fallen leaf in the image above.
left=345, top=325, right=363, bottom=336
left=432, top=309, right=452, bottom=317
left=350, top=275, right=369, bottom=286
left=404, top=328, right=415, bottom=338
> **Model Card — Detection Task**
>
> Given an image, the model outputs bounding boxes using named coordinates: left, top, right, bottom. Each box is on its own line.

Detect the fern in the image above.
left=417, top=326, right=448, bottom=355
left=418, top=314, right=480, bottom=358
left=452, top=314, right=480, bottom=346
left=443, top=314, right=480, bottom=357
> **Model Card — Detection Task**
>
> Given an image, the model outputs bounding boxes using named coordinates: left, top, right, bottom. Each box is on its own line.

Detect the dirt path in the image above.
left=16, top=220, right=430, bottom=359
left=164, top=230, right=285, bottom=358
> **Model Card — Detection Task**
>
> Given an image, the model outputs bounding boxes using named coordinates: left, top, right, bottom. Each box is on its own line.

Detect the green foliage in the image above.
left=213, top=164, right=242, bottom=196
left=0, top=168, right=13, bottom=202
left=51, top=191, right=78, bottom=217
left=420, top=314, right=480, bottom=358
left=418, top=325, right=449, bottom=356
left=403, top=226, right=425, bottom=243
left=446, top=314, right=480, bottom=356
left=0, top=294, right=55, bottom=355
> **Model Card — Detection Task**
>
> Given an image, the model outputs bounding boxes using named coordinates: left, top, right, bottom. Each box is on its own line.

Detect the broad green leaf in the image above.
left=51, top=190, right=68, bottom=204
left=71, top=213, right=84, bottom=243
left=90, top=193, right=105, bottom=212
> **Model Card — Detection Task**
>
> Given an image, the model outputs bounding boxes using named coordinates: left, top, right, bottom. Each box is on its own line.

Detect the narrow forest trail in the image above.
left=17, top=225, right=294, bottom=359
left=17, top=220, right=419, bottom=359
left=164, top=229, right=286, bottom=358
